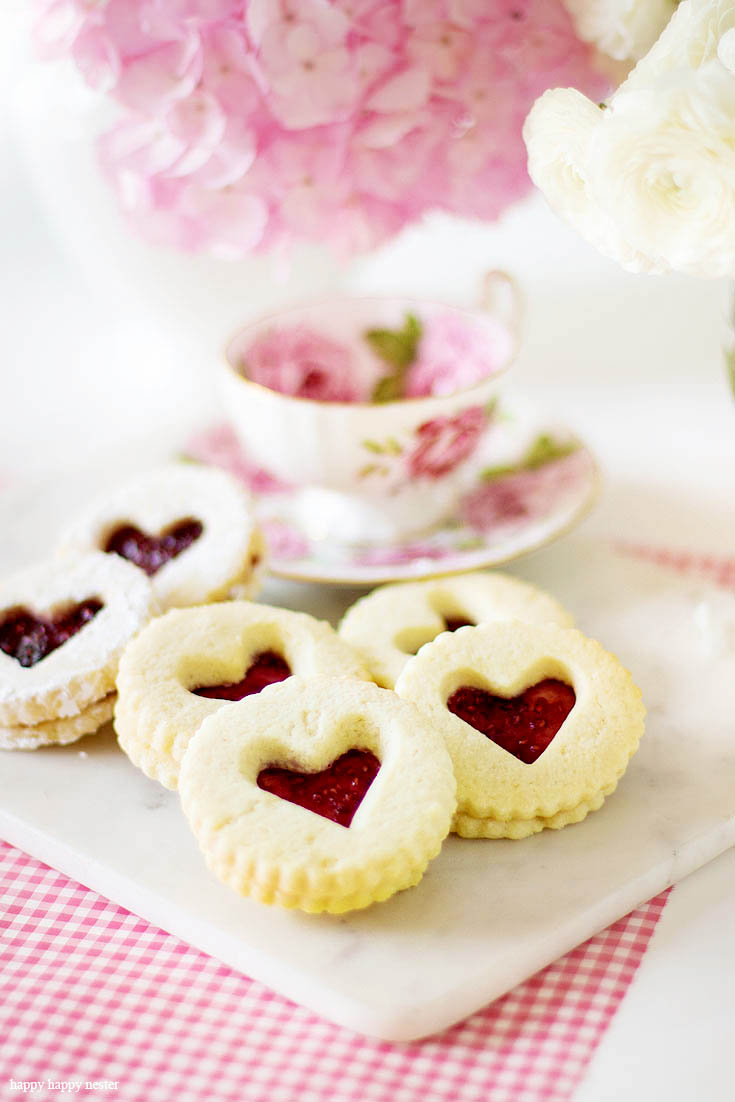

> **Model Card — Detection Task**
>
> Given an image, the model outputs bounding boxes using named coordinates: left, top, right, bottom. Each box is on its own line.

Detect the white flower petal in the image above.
left=561, top=0, right=677, bottom=61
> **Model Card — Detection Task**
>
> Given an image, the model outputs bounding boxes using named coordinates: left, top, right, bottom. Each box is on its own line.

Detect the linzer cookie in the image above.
left=114, top=601, right=371, bottom=790
left=178, top=677, right=457, bottom=913
left=0, top=695, right=116, bottom=752
left=339, top=572, right=573, bottom=688
left=395, top=620, right=645, bottom=839
left=57, top=463, right=264, bottom=610
left=0, top=552, right=156, bottom=747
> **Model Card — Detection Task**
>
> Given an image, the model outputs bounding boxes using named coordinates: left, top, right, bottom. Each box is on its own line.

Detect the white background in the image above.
left=1, top=5, right=735, bottom=1099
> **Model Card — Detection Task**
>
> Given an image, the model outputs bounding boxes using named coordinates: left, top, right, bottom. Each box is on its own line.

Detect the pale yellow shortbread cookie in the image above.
left=395, top=620, right=645, bottom=838
left=0, top=552, right=157, bottom=727
left=339, top=572, right=573, bottom=689
left=115, top=601, right=371, bottom=790
left=453, top=783, right=617, bottom=840
left=179, top=676, right=457, bottom=913
left=57, top=463, right=264, bottom=610
left=0, top=694, right=115, bottom=751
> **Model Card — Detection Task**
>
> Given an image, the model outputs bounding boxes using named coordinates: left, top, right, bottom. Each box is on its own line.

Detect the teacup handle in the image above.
left=478, top=270, right=523, bottom=335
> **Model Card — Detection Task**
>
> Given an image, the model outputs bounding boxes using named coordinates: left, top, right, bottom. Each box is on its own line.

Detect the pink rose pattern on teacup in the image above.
left=460, top=449, right=589, bottom=533
left=359, top=404, right=490, bottom=486
left=241, top=325, right=366, bottom=403
left=184, top=424, right=593, bottom=571
left=237, top=309, right=509, bottom=406
left=262, top=519, right=310, bottom=562
left=404, top=312, right=512, bottom=398
left=354, top=542, right=454, bottom=567
left=407, top=406, right=487, bottom=480
left=185, top=424, right=291, bottom=495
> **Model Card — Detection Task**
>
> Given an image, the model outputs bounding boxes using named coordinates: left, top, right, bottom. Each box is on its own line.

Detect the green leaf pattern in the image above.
left=482, top=433, right=578, bottom=482
left=366, top=313, right=423, bottom=403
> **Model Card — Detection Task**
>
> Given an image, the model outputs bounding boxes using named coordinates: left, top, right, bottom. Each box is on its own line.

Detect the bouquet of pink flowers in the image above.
left=35, top=0, right=605, bottom=259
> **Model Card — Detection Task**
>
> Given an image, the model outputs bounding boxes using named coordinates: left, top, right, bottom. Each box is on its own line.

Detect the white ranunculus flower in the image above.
left=561, top=0, right=677, bottom=60
left=589, top=64, right=735, bottom=277
left=624, top=0, right=735, bottom=87
left=524, top=0, right=735, bottom=277
left=524, top=88, right=670, bottom=272
left=717, top=27, right=735, bottom=70
left=523, top=89, right=602, bottom=229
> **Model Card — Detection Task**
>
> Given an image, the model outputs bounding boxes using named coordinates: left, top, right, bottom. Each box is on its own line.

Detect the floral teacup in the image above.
left=219, top=272, right=522, bottom=543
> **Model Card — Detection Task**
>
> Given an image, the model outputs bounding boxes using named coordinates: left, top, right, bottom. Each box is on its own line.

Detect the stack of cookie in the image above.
left=0, top=462, right=265, bottom=750
left=0, top=552, right=157, bottom=750
left=114, top=598, right=458, bottom=914
left=339, top=575, right=646, bottom=841
left=57, top=463, right=265, bottom=609
left=112, top=571, right=645, bottom=915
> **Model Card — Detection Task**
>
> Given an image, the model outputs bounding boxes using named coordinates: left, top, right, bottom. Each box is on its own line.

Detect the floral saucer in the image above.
left=185, top=414, right=599, bottom=586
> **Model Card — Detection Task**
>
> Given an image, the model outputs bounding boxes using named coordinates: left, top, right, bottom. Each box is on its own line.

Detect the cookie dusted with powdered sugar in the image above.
left=395, top=620, right=645, bottom=839
left=57, top=463, right=264, bottom=610
left=179, top=677, right=457, bottom=914
left=114, top=601, right=371, bottom=790
left=339, top=571, right=573, bottom=689
left=0, top=551, right=156, bottom=746
left=0, top=695, right=115, bottom=751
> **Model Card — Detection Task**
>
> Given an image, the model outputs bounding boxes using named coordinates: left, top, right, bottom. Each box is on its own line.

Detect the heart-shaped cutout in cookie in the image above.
left=447, top=679, right=575, bottom=764
left=257, top=748, right=381, bottom=826
left=193, top=651, right=292, bottom=701
left=0, top=599, right=103, bottom=668
left=443, top=616, right=474, bottom=633
left=404, top=615, right=474, bottom=656
left=104, top=519, right=203, bottom=576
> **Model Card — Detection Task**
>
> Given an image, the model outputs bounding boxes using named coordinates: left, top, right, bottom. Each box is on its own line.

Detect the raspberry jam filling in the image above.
left=257, top=748, right=381, bottom=827
left=442, top=616, right=474, bottom=633
left=447, top=678, right=576, bottom=764
left=104, top=518, right=203, bottom=576
left=405, top=615, right=474, bottom=656
left=193, top=651, right=292, bottom=701
left=0, top=600, right=103, bottom=668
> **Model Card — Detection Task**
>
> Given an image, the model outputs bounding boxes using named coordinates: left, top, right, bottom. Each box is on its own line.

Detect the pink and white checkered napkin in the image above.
left=0, top=840, right=669, bottom=1102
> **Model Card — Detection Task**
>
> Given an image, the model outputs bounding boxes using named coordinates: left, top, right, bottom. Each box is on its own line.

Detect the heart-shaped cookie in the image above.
left=446, top=679, right=576, bottom=764
left=193, top=650, right=291, bottom=701
left=114, top=601, right=371, bottom=790
left=104, top=519, right=203, bottom=577
left=257, top=748, right=381, bottom=827
left=57, top=463, right=264, bottom=610
left=179, top=677, right=457, bottom=913
left=0, top=599, right=103, bottom=668
left=395, top=620, right=645, bottom=838
left=0, top=551, right=157, bottom=729
left=339, top=571, right=574, bottom=688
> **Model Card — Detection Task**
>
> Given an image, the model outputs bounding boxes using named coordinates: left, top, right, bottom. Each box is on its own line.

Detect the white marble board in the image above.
left=1, top=477, right=735, bottom=1040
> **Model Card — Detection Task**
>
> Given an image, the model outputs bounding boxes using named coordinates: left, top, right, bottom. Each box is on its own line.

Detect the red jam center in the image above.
left=406, top=615, right=474, bottom=656
left=193, top=651, right=292, bottom=701
left=104, top=519, right=203, bottom=576
left=446, top=678, right=576, bottom=764
left=0, top=600, right=103, bottom=668
left=443, top=616, right=474, bottom=633
left=257, top=749, right=381, bottom=827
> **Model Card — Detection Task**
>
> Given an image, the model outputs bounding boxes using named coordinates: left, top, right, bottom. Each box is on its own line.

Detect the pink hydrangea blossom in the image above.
left=407, top=406, right=487, bottom=480
left=240, top=324, right=367, bottom=402
left=35, top=0, right=607, bottom=258
left=405, top=312, right=512, bottom=398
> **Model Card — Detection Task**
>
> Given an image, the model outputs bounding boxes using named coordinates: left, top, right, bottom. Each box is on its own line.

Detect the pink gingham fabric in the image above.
left=0, top=840, right=669, bottom=1102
